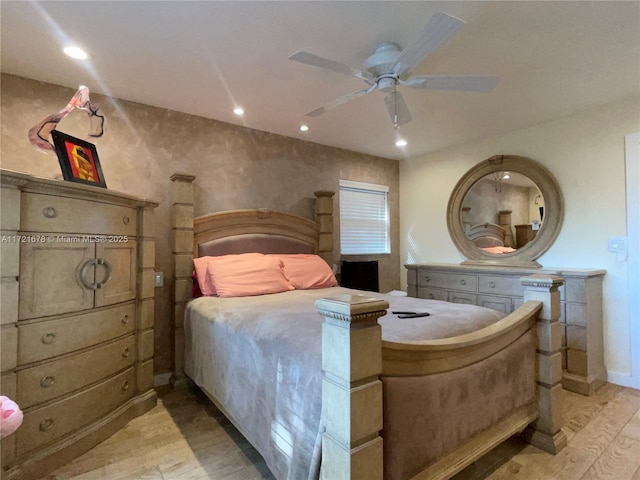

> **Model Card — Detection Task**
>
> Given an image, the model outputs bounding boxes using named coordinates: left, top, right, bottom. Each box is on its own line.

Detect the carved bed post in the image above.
left=314, top=295, right=389, bottom=480
left=521, top=274, right=568, bottom=454
left=314, top=190, right=335, bottom=268
left=170, top=173, right=195, bottom=388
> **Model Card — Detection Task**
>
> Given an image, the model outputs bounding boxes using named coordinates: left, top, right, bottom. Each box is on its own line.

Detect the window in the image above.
left=339, top=180, right=390, bottom=255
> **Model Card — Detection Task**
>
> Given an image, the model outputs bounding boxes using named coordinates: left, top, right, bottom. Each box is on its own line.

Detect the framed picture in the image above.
left=51, top=130, right=107, bottom=188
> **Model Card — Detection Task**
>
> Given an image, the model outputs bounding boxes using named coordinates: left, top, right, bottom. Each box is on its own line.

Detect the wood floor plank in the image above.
left=486, top=444, right=594, bottom=480
left=570, top=390, right=640, bottom=460
left=580, top=408, right=640, bottom=480
left=41, top=384, right=640, bottom=480
left=563, top=384, right=626, bottom=442
left=115, top=465, right=165, bottom=480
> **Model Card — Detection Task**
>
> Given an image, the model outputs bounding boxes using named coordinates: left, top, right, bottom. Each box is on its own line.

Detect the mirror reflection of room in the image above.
left=462, top=171, right=544, bottom=252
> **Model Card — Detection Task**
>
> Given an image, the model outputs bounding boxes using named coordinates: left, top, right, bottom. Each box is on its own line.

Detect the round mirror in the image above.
left=447, top=155, right=563, bottom=267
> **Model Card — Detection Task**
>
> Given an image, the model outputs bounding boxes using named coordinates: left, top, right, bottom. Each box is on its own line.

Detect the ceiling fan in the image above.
left=289, top=11, right=499, bottom=129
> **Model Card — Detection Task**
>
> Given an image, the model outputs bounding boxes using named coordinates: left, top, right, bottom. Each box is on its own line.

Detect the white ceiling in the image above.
left=1, top=1, right=639, bottom=161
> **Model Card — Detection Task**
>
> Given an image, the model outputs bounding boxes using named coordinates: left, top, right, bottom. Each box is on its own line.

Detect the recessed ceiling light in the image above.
left=299, top=125, right=309, bottom=132
left=395, top=139, right=408, bottom=147
left=63, top=46, right=88, bottom=60
left=233, top=107, right=245, bottom=116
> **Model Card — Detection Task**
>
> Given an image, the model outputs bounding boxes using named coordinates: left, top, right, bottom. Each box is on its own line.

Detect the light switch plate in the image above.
left=608, top=236, right=628, bottom=261
left=155, top=272, right=164, bottom=287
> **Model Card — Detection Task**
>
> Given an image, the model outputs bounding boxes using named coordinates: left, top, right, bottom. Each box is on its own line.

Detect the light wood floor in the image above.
left=41, top=382, right=640, bottom=480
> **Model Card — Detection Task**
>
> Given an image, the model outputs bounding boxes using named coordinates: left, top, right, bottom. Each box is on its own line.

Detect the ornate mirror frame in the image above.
left=447, top=155, right=564, bottom=268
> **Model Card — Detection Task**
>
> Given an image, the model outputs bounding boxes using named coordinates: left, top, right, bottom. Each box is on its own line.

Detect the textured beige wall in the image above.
left=1, top=74, right=400, bottom=374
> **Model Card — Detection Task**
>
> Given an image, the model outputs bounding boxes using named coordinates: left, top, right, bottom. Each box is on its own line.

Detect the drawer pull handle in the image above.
left=79, top=258, right=112, bottom=290
left=122, top=347, right=130, bottom=358
left=460, top=280, right=467, bottom=286
left=123, top=216, right=130, bottom=225
left=42, top=207, right=58, bottom=218
left=39, top=418, right=54, bottom=431
left=122, top=314, right=130, bottom=324
left=95, top=258, right=112, bottom=289
left=79, top=259, right=98, bottom=290
left=424, top=276, right=431, bottom=282
left=121, top=380, right=129, bottom=391
left=41, top=333, right=56, bottom=345
left=489, top=281, right=496, bottom=288
left=40, top=376, right=55, bottom=388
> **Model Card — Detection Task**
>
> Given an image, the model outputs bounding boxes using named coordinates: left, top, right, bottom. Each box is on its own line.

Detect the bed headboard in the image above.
left=467, top=223, right=506, bottom=248
left=169, top=173, right=335, bottom=387
left=194, top=209, right=319, bottom=257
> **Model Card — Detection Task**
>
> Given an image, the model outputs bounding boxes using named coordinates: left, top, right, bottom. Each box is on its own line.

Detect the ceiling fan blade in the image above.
left=289, top=51, right=373, bottom=82
left=384, top=91, right=412, bottom=127
left=305, top=85, right=377, bottom=117
left=392, top=12, right=465, bottom=78
left=403, top=75, right=499, bottom=92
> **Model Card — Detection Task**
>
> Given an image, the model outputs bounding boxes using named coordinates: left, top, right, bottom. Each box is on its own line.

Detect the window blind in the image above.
left=339, top=180, right=390, bottom=255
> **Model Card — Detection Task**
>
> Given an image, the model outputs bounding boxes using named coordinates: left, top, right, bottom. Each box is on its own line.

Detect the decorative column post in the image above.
left=0, top=175, right=25, bottom=470
left=314, top=294, right=389, bottom=480
left=170, top=173, right=195, bottom=388
left=499, top=209, right=514, bottom=247
left=461, top=206, right=471, bottom=234
left=314, top=191, right=335, bottom=269
left=521, top=274, right=567, bottom=454
left=136, top=201, right=158, bottom=395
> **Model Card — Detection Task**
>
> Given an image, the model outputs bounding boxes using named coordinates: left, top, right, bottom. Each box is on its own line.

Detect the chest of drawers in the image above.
left=406, top=263, right=606, bottom=396
left=1, top=169, right=158, bottom=479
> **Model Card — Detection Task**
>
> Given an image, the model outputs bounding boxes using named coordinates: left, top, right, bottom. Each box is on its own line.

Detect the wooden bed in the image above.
left=169, top=173, right=566, bottom=480
left=467, top=223, right=507, bottom=248
left=467, top=223, right=518, bottom=254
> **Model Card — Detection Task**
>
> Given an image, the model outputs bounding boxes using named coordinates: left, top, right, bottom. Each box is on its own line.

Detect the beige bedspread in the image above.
left=184, top=287, right=517, bottom=480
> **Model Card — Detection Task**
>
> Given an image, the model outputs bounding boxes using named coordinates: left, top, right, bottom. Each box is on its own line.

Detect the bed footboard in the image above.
left=315, top=274, right=566, bottom=480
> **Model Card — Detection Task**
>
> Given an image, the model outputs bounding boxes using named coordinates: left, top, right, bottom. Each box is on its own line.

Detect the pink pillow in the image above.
left=193, top=256, right=217, bottom=296
left=482, top=246, right=516, bottom=254
left=270, top=254, right=338, bottom=289
left=206, top=253, right=294, bottom=298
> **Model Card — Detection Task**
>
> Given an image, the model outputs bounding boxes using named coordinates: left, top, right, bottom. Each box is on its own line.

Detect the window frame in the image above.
left=339, top=179, right=390, bottom=255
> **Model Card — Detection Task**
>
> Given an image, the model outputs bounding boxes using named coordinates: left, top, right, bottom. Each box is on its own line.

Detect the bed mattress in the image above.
left=184, top=287, right=515, bottom=480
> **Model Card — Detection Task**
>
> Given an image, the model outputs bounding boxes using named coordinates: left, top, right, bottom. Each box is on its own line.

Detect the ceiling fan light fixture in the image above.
left=63, top=46, right=88, bottom=60
left=288, top=11, right=497, bottom=130
left=233, top=107, right=245, bottom=116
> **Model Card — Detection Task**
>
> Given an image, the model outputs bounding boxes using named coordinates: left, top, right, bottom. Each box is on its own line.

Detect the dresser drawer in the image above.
left=18, top=303, right=135, bottom=364
left=565, top=303, right=587, bottom=327
left=478, top=295, right=513, bottom=314
left=478, top=275, right=525, bottom=297
left=417, top=287, right=448, bottom=301
left=17, top=335, right=136, bottom=408
left=417, top=271, right=477, bottom=293
left=448, top=292, right=477, bottom=305
left=16, top=368, right=134, bottom=456
left=22, top=193, right=137, bottom=236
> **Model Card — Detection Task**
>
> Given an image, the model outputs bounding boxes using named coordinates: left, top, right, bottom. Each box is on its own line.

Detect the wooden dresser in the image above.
left=0, top=169, right=158, bottom=479
left=514, top=224, right=537, bottom=248
left=406, top=263, right=606, bottom=396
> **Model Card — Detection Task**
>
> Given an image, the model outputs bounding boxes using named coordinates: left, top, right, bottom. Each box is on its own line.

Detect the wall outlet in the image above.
left=155, top=272, right=164, bottom=287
